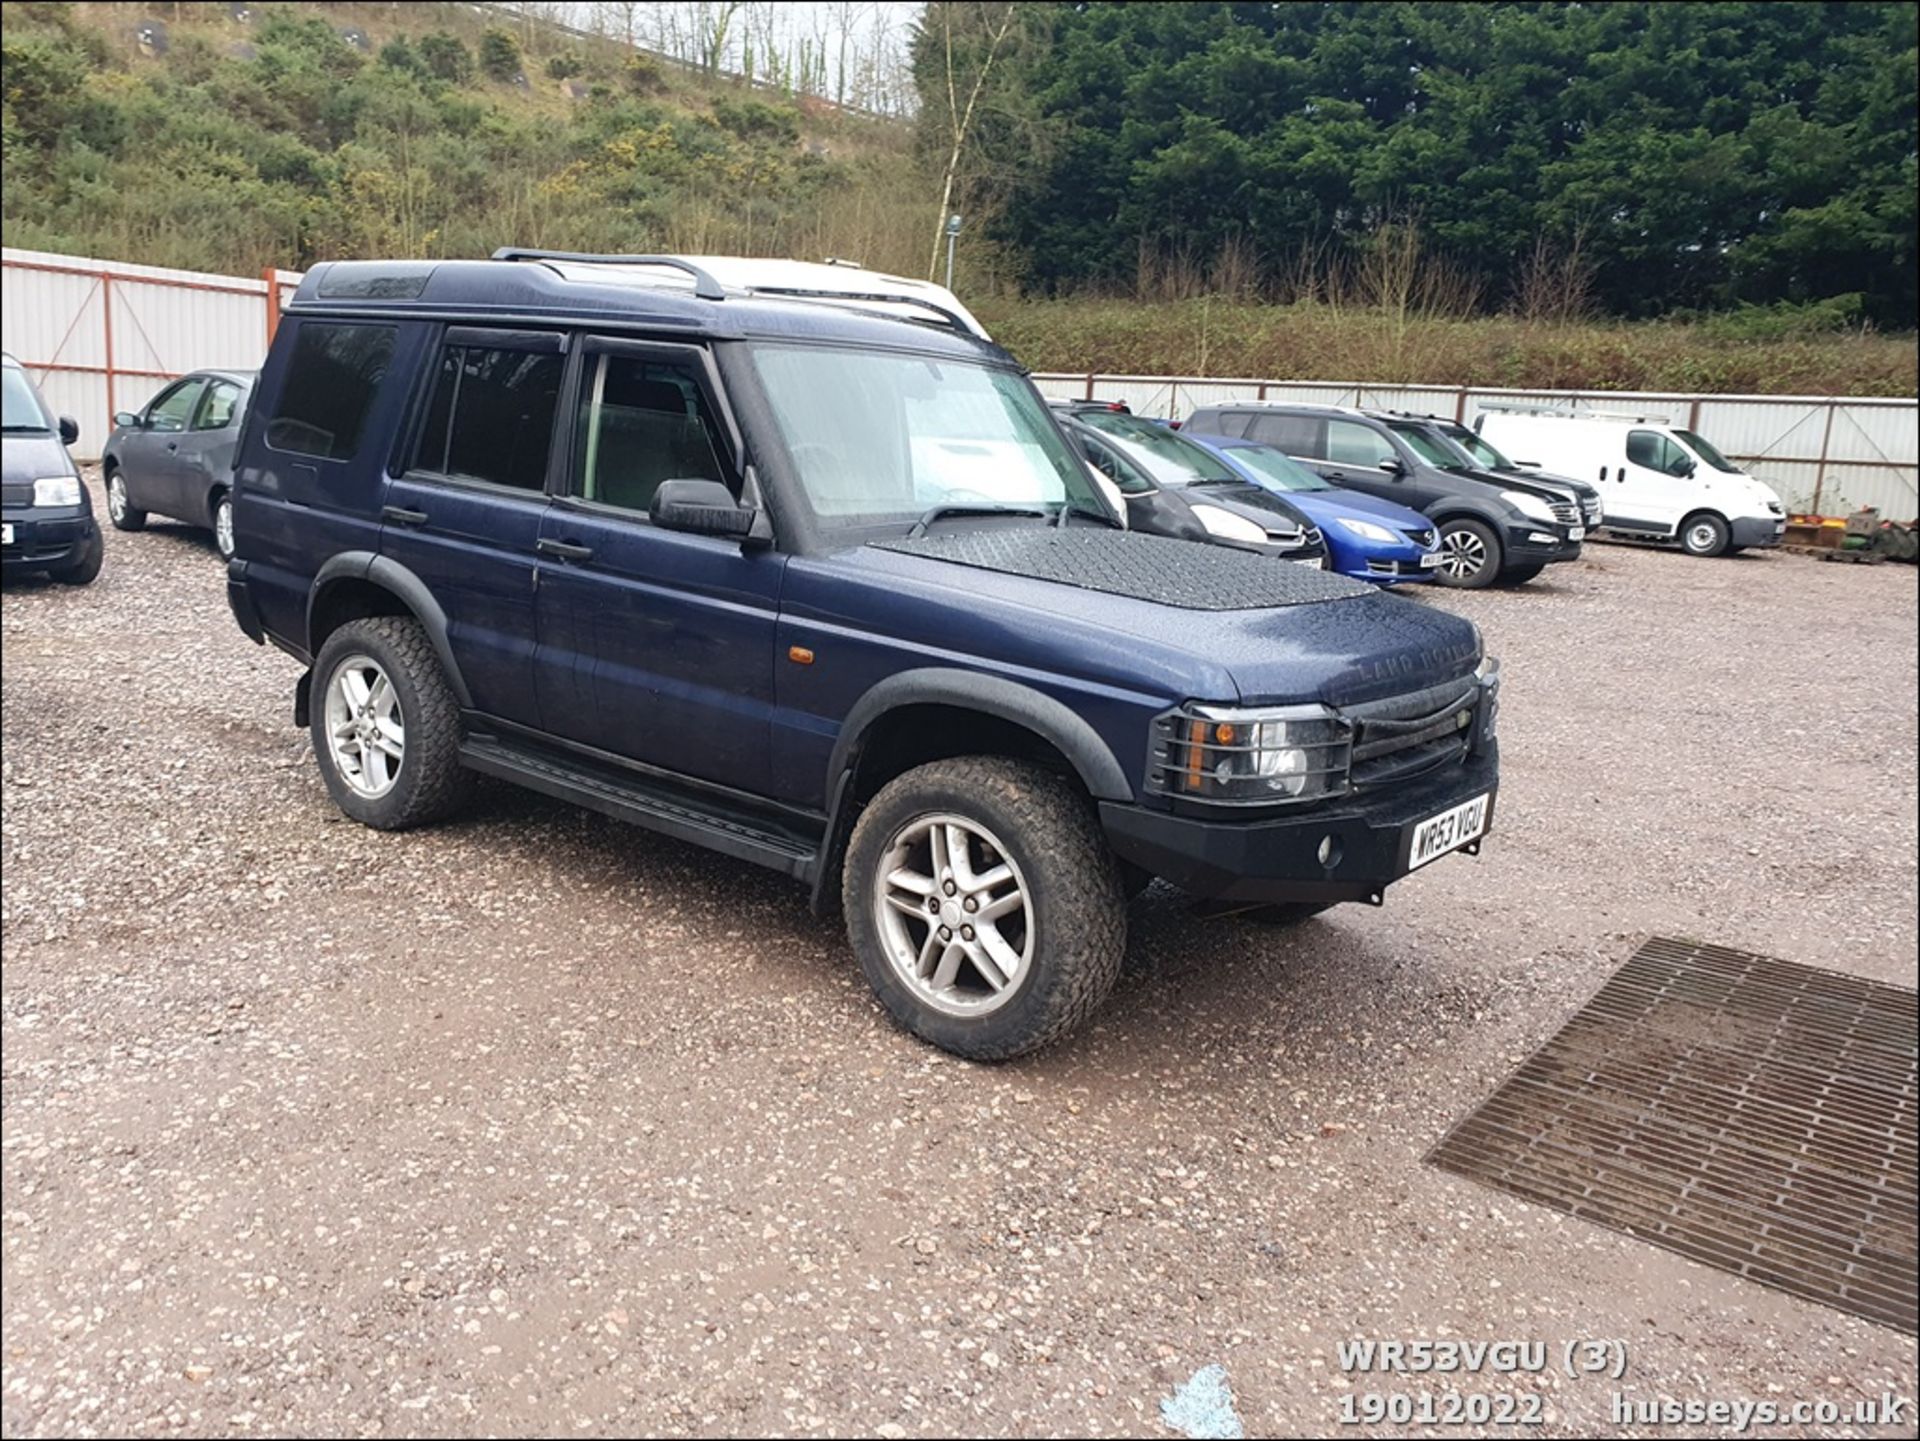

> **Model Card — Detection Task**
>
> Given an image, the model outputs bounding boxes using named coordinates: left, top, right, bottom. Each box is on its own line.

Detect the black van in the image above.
left=1185, top=402, right=1597, bottom=588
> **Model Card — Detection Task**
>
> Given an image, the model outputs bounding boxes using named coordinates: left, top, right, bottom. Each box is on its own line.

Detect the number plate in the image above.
left=1418, top=550, right=1442, bottom=567
left=1, top=523, right=13, bottom=546
left=1568, top=526, right=1586, bottom=542
left=1407, top=792, right=1491, bottom=871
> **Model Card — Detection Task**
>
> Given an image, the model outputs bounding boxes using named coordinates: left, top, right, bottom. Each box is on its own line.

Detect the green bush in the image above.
left=478, top=28, right=520, bottom=82
left=378, top=36, right=422, bottom=76
left=711, top=96, right=799, bottom=145
left=546, top=54, right=583, bottom=81
left=415, top=32, right=471, bottom=84
left=622, top=52, right=663, bottom=95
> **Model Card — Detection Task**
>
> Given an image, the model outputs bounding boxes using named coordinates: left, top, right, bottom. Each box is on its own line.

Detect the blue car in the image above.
left=223, top=251, right=1501, bottom=1060
left=1185, top=433, right=1442, bottom=585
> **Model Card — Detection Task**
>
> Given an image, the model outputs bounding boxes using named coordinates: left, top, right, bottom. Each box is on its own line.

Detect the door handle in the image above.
left=537, top=537, right=594, bottom=561
left=165, top=442, right=178, bottom=452
left=382, top=505, right=428, bottom=526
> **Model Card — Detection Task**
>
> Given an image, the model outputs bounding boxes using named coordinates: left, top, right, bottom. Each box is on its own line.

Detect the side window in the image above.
left=1326, top=419, right=1399, bottom=468
left=412, top=344, right=564, bottom=491
left=1201, top=410, right=1251, bottom=439
left=192, top=380, right=241, bottom=431
left=1628, top=430, right=1690, bottom=477
left=1248, top=413, right=1321, bottom=456
left=571, top=352, right=728, bottom=515
left=265, top=323, right=396, bottom=460
left=145, top=379, right=204, bottom=434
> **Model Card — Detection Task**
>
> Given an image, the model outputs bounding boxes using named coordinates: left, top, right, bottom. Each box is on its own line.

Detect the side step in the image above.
left=459, top=734, right=820, bottom=880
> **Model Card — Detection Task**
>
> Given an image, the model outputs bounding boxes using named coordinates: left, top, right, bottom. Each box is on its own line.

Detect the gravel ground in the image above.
left=4, top=477, right=1916, bottom=1438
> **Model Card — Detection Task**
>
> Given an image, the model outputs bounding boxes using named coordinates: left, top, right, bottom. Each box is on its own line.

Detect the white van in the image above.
left=1475, top=407, right=1786, bottom=557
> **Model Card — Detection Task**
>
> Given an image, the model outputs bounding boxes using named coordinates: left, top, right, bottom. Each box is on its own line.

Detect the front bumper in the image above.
left=1504, top=524, right=1582, bottom=565
left=1, top=506, right=97, bottom=572
left=1324, top=534, right=1440, bottom=585
left=1731, top=515, right=1786, bottom=548
left=1100, top=746, right=1499, bottom=905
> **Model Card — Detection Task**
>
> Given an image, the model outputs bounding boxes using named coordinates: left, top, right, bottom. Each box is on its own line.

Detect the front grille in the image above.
left=1342, top=675, right=1478, bottom=789
left=1405, top=527, right=1436, bottom=548
left=1, top=482, right=32, bottom=508
left=1549, top=500, right=1579, bottom=527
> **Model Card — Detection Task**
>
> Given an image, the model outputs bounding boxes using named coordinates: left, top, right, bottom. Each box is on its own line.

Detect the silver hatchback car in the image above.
left=103, top=369, right=257, bottom=559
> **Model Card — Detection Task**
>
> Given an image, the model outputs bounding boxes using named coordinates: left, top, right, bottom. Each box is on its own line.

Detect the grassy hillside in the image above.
left=2, top=1, right=933, bottom=275
left=3, top=3, right=1912, bottom=396
left=974, top=297, right=1920, bottom=397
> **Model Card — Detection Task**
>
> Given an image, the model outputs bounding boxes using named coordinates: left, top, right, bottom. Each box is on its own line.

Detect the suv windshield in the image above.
left=1386, top=422, right=1463, bottom=468
left=1436, top=421, right=1512, bottom=469
left=1075, top=412, right=1240, bottom=486
left=1674, top=429, right=1741, bottom=473
left=2, top=366, right=52, bottom=433
left=750, top=346, right=1106, bottom=529
left=1219, top=442, right=1332, bottom=491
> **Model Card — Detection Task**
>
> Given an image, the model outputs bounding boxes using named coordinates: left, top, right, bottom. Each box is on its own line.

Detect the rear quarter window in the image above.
left=1248, top=413, right=1323, bottom=457
left=264, top=322, right=397, bottom=461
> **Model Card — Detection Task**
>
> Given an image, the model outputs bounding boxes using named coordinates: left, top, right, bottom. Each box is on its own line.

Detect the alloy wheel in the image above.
left=873, top=812, right=1034, bottom=1017
left=214, top=497, right=235, bottom=558
left=107, top=475, right=127, bottom=523
left=322, top=654, right=405, bottom=798
left=1440, top=527, right=1488, bottom=580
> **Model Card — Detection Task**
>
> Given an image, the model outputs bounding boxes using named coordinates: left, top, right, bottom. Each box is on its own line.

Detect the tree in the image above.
left=916, top=1, right=1024, bottom=281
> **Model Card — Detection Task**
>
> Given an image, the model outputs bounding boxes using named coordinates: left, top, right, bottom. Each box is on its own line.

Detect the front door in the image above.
left=532, top=339, right=785, bottom=795
left=125, top=376, right=205, bottom=516
left=1316, top=418, right=1425, bottom=506
left=377, top=327, right=567, bottom=729
left=1618, top=429, right=1694, bottom=533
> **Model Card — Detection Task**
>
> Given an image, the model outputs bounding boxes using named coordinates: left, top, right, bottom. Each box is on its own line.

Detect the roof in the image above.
left=287, top=254, right=1006, bottom=363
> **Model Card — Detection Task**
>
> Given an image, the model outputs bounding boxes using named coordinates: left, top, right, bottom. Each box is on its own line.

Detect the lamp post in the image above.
left=944, top=213, right=963, bottom=291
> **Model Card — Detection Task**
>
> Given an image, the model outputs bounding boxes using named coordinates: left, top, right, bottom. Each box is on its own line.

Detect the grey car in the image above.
left=103, top=369, right=256, bottom=559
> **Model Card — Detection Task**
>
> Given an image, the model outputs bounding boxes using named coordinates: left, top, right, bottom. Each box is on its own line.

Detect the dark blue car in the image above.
left=224, top=251, right=1501, bottom=1059
left=1186, top=433, right=1442, bottom=585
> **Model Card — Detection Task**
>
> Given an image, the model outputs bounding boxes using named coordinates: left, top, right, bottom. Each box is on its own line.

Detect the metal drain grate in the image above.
left=1429, top=937, right=1917, bottom=1332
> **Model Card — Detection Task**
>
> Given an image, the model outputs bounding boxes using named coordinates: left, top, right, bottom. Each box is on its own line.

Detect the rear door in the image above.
left=126, top=376, right=205, bottom=517
left=378, top=327, right=567, bottom=729
left=181, top=377, right=246, bottom=524
left=532, top=337, right=785, bottom=794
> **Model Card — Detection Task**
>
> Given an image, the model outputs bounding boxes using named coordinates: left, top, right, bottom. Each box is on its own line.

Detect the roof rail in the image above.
left=1477, top=400, right=1674, bottom=423
left=491, top=248, right=726, bottom=301
left=736, top=283, right=974, bottom=336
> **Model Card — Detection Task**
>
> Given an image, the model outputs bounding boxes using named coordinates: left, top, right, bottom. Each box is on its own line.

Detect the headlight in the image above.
left=1190, top=504, right=1271, bottom=545
left=33, top=475, right=83, bottom=507
left=1334, top=516, right=1397, bottom=543
left=1149, top=702, right=1352, bottom=806
left=1500, top=490, right=1555, bottom=525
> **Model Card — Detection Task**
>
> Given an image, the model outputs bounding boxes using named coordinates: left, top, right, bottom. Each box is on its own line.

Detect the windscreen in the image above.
left=1675, top=429, right=1742, bottom=473
left=2, top=367, right=51, bottom=432
left=750, top=346, right=1106, bottom=528
left=1075, top=412, right=1240, bottom=486
left=1219, top=442, right=1332, bottom=491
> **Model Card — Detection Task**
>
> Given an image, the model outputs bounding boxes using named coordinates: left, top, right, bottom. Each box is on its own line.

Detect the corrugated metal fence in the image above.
left=1, top=248, right=299, bottom=459
left=1031, top=373, right=1919, bottom=519
left=5, top=245, right=1913, bottom=517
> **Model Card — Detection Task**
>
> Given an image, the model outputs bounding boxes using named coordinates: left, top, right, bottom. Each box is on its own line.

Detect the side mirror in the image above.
left=1379, top=457, right=1405, bottom=476
left=58, top=416, right=80, bottom=445
left=651, top=478, right=761, bottom=542
left=1677, top=460, right=1696, bottom=478
left=114, top=412, right=141, bottom=429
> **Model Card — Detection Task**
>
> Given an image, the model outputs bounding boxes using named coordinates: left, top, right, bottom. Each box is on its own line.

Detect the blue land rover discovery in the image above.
left=225, top=252, right=1501, bottom=1059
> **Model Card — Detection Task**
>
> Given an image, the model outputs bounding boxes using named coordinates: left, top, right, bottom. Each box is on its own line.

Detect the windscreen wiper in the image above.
left=1053, top=500, right=1124, bottom=528
left=907, top=504, right=1049, bottom=539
